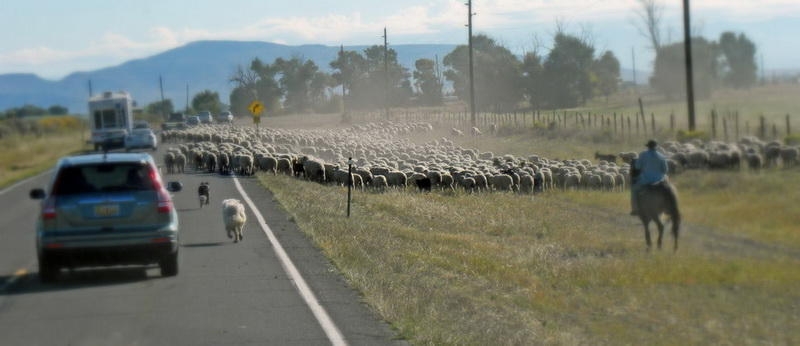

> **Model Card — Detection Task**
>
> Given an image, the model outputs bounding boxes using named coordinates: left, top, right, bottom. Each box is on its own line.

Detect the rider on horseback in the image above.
left=631, top=139, right=669, bottom=216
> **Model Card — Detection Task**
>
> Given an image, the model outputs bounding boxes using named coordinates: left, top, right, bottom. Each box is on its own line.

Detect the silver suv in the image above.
left=29, top=152, right=183, bottom=283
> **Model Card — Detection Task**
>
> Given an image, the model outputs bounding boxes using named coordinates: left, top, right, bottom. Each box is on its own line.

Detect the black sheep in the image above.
left=415, top=177, right=432, bottom=192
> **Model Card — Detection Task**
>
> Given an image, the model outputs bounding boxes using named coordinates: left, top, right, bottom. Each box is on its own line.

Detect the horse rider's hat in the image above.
left=646, top=139, right=658, bottom=149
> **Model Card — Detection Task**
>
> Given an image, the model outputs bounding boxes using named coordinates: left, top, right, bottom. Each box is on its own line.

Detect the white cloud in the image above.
left=1, top=0, right=798, bottom=78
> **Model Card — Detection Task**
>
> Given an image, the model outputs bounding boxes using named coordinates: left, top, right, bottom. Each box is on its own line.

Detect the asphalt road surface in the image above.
left=0, top=147, right=405, bottom=346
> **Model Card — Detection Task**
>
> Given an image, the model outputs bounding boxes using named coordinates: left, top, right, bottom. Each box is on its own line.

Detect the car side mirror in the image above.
left=166, top=181, right=183, bottom=192
left=30, top=188, right=46, bottom=199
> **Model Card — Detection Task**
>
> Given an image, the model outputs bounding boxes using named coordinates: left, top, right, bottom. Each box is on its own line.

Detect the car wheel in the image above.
left=38, top=255, right=59, bottom=283
left=159, top=251, right=179, bottom=277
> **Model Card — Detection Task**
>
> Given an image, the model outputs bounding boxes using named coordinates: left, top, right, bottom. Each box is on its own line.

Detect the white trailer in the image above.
left=89, top=91, right=134, bottom=151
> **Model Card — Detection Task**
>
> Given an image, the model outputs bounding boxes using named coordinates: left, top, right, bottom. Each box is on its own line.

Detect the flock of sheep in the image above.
left=157, top=121, right=799, bottom=195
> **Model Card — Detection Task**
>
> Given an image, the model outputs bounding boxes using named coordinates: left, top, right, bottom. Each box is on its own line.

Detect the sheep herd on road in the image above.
left=158, top=121, right=799, bottom=194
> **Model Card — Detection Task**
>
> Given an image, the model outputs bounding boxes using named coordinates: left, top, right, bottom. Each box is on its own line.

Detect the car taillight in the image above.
left=157, top=189, right=172, bottom=213
left=42, top=197, right=57, bottom=220
left=148, top=165, right=172, bottom=213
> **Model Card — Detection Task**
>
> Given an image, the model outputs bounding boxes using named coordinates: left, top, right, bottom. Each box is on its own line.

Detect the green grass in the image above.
left=259, top=174, right=800, bottom=345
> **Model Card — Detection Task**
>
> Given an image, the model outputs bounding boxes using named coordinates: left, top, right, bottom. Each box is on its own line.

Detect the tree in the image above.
left=651, top=38, right=719, bottom=100
left=593, top=51, right=621, bottom=103
left=229, top=58, right=283, bottom=116
left=274, top=57, right=321, bottom=113
left=413, top=58, right=443, bottom=106
left=634, top=0, right=664, bottom=51
left=145, top=99, right=174, bottom=118
left=192, top=90, right=222, bottom=115
left=48, top=105, right=69, bottom=115
left=719, top=32, right=757, bottom=89
left=330, top=50, right=368, bottom=99
left=520, top=52, right=545, bottom=110
left=443, top=34, right=522, bottom=112
left=540, top=33, right=596, bottom=108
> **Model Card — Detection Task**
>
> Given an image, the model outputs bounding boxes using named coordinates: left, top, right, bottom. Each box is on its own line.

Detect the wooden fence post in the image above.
left=723, top=116, right=729, bottom=142
left=651, top=113, right=655, bottom=135
left=711, top=109, right=717, bottom=139
left=635, top=113, right=640, bottom=135
left=786, top=114, right=791, bottom=136
left=759, top=115, right=766, bottom=139
left=735, top=111, right=740, bottom=140
left=613, top=113, right=618, bottom=134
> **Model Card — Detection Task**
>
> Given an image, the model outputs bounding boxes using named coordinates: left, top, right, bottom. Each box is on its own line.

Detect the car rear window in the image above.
left=53, top=163, right=155, bottom=195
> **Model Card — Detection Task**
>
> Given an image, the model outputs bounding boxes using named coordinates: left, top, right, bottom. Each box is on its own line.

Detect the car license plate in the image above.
left=94, top=204, right=120, bottom=217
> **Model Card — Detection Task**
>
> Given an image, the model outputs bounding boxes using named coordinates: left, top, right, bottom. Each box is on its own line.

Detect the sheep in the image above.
left=258, top=156, right=278, bottom=175
left=490, top=174, right=514, bottom=192
left=594, top=151, right=617, bottom=163
left=470, top=127, right=483, bottom=136
left=301, top=156, right=326, bottom=183
left=276, top=158, right=294, bottom=175
left=415, top=177, right=432, bottom=192
left=174, top=153, right=186, bottom=173
left=222, top=199, right=247, bottom=243
left=450, top=128, right=464, bottom=136
left=780, top=147, right=799, bottom=168
left=518, top=174, right=535, bottom=194
left=372, top=175, right=388, bottom=192
left=163, top=152, right=176, bottom=174
left=746, top=153, right=763, bottom=171
left=386, top=170, right=408, bottom=188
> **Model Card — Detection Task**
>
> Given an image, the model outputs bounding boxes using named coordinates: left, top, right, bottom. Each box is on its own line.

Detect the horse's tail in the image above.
left=664, top=182, right=681, bottom=233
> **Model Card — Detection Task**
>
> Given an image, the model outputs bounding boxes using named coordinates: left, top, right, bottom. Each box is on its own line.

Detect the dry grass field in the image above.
left=251, top=85, right=800, bottom=345
left=0, top=130, right=90, bottom=188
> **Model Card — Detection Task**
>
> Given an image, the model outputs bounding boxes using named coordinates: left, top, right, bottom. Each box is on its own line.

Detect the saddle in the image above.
left=637, top=180, right=669, bottom=196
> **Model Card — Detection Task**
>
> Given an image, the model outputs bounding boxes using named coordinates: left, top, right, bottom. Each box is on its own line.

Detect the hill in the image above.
left=0, top=41, right=458, bottom=115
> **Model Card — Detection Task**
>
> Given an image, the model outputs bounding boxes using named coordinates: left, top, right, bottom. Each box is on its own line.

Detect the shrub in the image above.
left=676, top=129, right=710, bottom=142
left=785, top=134, right=800, bottom=146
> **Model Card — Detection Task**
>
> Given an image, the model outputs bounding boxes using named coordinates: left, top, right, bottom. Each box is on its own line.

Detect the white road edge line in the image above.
left=0, top=169, right=52, bottom=196
left=233, top=176, right=347, bottom=346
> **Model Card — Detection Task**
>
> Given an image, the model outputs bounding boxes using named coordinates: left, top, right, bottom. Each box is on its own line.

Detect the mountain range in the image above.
left=0, top=40, right=649, bottom=115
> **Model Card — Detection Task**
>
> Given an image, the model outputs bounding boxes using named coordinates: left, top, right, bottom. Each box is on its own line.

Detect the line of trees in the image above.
left=1, top=105, right=69, bottom=118
left=226, top=30, right=622, bottom=117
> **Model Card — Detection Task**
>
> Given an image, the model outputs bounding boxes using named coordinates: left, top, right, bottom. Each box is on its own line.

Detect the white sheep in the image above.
left=222, top=199, right=247, bottom=243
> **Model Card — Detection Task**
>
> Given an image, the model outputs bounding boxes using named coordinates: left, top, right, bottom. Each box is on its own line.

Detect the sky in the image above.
left=1, top=0, right=799, bottom=80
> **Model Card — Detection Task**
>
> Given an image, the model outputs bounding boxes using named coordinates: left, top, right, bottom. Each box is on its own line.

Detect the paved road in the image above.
left=0, top=149, right=405, bottom=346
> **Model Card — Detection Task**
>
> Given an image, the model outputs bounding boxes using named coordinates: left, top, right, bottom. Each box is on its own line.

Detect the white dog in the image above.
left=222, top=199, right=246, bottom=243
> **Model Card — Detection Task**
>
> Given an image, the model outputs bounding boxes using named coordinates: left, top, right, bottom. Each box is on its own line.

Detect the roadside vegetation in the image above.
left=3, top=84, right=799, bottom=344
left=0, top=115, right=90, bottom=188
left=251, top=83, right=800, bottom=345
left=258, top=172, right=799, bottom=345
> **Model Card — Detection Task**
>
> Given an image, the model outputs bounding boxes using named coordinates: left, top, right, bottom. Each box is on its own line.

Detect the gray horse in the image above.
left=636, top=181, right=681, bottom=251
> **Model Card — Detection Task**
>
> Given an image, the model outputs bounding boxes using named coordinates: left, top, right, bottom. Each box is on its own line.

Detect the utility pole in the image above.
left=340, top=44, right=346, bottom=115
left=159, top=75, right=167, bottom=120
left=467, top=0, right=476, bottom=126
left=682, top=0, right=696, bottom=131
left=631, top=47, right=637, bottom=88
left=185, top=83, right=189, bottom=113
left=88, top=79, right=93, bottom=97
left=383, top=27, right=389, bottom=119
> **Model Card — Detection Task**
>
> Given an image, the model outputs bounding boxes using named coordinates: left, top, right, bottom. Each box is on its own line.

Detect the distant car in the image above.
left=217, top=111, right=233, bottom=123
left=133, top=120, right=150, bottom=129
left=198, top=111, right=213, bottom=124
left=29, top=152, right=183, bottom=283
left=162, top=113, right=186, bottom=130
left=124, top=128, right=157, bottom=151
left=186, top=115, right=200, bottom=126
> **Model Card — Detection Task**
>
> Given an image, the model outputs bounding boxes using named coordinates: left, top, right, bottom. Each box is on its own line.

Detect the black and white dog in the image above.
left=198, top=182, right=210, bottom=208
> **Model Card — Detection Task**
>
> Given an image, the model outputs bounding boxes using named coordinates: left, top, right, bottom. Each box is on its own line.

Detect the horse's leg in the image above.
left=642, top=219, right=652, bottom=251
left=654, top=217, right=665, bottom=250
left=672, top=220, right=679, bottom=252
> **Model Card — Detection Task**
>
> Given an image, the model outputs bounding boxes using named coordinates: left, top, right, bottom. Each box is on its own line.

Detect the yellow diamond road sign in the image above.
left=248, top=101, right=264, bottom=116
